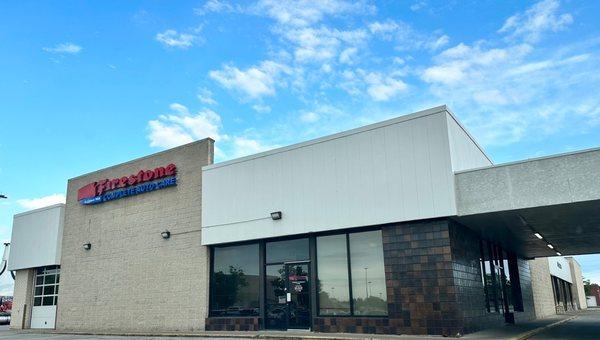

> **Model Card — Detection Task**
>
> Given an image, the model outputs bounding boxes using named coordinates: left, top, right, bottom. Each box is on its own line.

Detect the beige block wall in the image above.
left=56, top=139, right=213, bottom=332
left=529, top=258, right=556, bottom=318
left=10, top=269, right=33, bottom=329
left=566, top=257, right=587, bottom=310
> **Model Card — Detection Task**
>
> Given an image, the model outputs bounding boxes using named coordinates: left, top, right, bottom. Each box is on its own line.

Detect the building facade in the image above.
left=7, top=106, right=595, bottom=336
left=529, top=256, right=585, bottom=318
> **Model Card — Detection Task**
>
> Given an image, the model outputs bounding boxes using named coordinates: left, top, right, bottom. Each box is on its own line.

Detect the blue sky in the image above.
left=1, top=0, right=600, bottom=295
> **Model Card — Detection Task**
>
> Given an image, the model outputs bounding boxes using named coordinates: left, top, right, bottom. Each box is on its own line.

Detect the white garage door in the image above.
left=31, top=266, right=60, bottom=329
left=31, top=305, right=56, bottom=329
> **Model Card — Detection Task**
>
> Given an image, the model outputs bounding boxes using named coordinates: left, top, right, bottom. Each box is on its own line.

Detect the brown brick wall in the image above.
left=205, top=317, right=261, bottom=331
left=314, top=219, right=461, bottom=336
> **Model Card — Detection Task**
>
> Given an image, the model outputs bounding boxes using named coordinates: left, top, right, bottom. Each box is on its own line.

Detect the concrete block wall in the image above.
left=56, top=139, right=213, bottom=333
left=529, top=258, right=556, bottom=318
left=10, top=269, right=33, bottom=329
left=566, top=257, right=587, bottom=310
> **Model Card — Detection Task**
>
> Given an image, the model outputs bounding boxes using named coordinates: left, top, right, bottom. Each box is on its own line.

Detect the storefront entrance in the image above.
left=266, top=262, right=310, bottom=330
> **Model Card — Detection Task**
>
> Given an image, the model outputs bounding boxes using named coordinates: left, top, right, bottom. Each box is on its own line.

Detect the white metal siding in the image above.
left=202, top=108, right=460, bottom=245
left=8, top=204, right=64, bottom=271
left=548, top=257, right=572, bottom=283
left=446, top=114, right=492, bottom=172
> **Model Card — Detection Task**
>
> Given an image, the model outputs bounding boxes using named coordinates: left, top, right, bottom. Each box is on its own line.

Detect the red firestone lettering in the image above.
left=97, top=179, right=109, bottom=195
left=79, top=164, right=177, bottom=200
left=142, top=170, right=154, bottom=181
left=165, top=163, right=177, bottom=176
left=153, top=167, right=165, bottom=178
left=110, top=178, right=120, bottom=190
left=127, top=175, right=137, bottom=185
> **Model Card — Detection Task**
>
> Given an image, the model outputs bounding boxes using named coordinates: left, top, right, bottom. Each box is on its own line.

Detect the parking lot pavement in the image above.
left=530, top=308, right=600, bottom=339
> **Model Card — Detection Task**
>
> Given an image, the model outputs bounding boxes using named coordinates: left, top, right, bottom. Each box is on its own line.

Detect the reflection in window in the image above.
left=316, top=234, right=350, bottom=315
left=211, top=243, right=260, bottom=316
left=266, top=238, right=309, bottom=264
left=349, top=230, right=387, bottom=316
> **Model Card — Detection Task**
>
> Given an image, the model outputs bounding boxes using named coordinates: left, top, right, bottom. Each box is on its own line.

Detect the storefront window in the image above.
left=479, top=241, right=491, bottom=312
left=316, top=230, right=388, bottom=316
left=349, top=230, right=387, bottom=316
left=481, top=241, right=497, bottom=312
left=266, top=238, right=309, bottom=263
left=317, top=234, right=351, bottom=316
left=211, top=243, right=260, bottom=316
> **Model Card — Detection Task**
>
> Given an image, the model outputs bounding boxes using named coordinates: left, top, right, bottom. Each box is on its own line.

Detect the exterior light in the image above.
left=83, top=243, right=91, bottom=250
left=534, top=233, right=543, bottom=240
left=556, top=252, right=562, bottom=256
left=547, top=244, right=554, bottom=249
left=271, top=211, right=282, bottom=220
left=161, top=230, right=171, bottom=239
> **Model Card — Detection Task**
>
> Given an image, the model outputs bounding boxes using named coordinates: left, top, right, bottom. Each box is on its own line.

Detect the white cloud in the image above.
left=369, top=19, right=449, bottom=51
left=252, top=104, right=271, bottom=113
left=300, top=111, right=320, bottom=123
left=368, top=20, right=400, bottom=38
left=427, top=34, right=450, bottom=50
left=499, top=0, right=573, bottom=43
left=422, top=42, right=532, bottom=86
left=155, top=28, right=201, bottom=49
left=209, top=60, right=292, bottom=99
left=17, top=194, right=65, bottom=210
left=280, top=26, right=368, bottom=64
left=147, top=103, right=281, bottom=161
left=197, top=88, right=217, bottom=105
left=252, top=0, right=374, bottom=28
left=195, top=0, right=237, bottom=15
left=410, top=1, right=427, bottom=12
left=148, top=103, right=224, bottom=149
left=339, top=47, right=358, bottom=64
left=42, top=43, right=82, bottom=54
left=230, top=136, right=278, bottom=158
left=420, top=32, right=597, bottom=146
left=364, top=72, right=408, bottom=101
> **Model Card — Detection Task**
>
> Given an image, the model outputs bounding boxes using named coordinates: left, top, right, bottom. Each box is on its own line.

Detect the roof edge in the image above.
left=69, top=138, right=214, bottom=181
left=14, top=203, right=65, bottom=218
left=455, top=145, right=600, bottom=175
left=204, top=105, right=449, bottom=171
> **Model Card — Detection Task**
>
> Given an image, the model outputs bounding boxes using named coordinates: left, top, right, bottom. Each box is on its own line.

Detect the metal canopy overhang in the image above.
left=454, top=147, right=600, bottom=259
left=454, top=199, right=600, bottom=259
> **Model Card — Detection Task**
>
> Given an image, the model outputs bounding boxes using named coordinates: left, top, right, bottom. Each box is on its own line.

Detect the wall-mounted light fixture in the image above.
left=83, top=243, right=91, bottom=250
left=270, top=211, right=282, bottom=220
left=161, top=230, right=171, bottom=239
left=533, top=232, right=543, bottom=240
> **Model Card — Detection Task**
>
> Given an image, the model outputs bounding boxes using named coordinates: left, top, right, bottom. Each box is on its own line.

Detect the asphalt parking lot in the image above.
left=530, top=308, right=600, bottom=339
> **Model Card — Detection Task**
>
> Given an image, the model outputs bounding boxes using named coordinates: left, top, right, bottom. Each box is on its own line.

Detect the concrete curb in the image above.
left=512, top=315, right=579, bottom=340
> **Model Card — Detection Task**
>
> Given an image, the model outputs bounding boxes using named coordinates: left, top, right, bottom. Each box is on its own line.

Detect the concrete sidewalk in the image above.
left=462, top=313, right=578, bottom=339
left=0, top=312, right=588, bottom=340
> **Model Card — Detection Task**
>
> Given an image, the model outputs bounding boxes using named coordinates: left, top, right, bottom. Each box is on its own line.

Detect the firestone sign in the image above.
left=77, top=164, right=177, bottom=205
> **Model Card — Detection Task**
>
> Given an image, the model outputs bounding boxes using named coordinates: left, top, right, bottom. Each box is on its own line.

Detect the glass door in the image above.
left=287, top=263, right=310, bottom=329
left=265, top=262, right=311, bottom=330
left=265, top=264, right=287, bottom=330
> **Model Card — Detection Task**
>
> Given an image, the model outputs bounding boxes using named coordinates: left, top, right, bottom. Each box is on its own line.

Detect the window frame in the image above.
left=315, top=228, right=388, bottom=317
left=209, top=241, right=261, bottom=317
left=32, top=265, right=60, bottom=307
